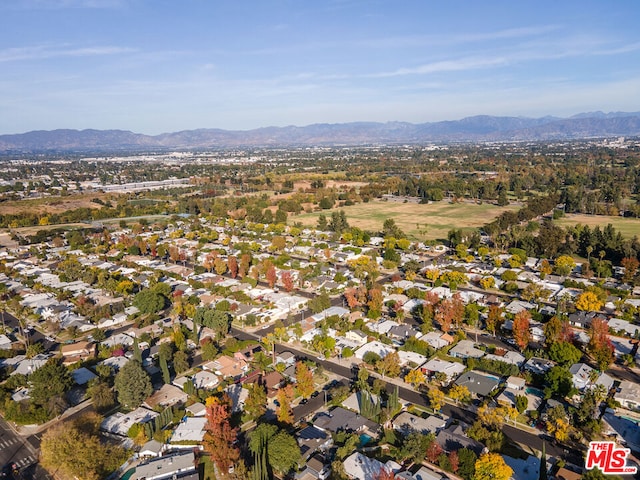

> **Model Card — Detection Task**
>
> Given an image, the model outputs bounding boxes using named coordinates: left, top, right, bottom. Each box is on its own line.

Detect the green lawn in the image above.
left=555, top=214, right=640, bottom=238
left=293, top=199, right=518, bottom=242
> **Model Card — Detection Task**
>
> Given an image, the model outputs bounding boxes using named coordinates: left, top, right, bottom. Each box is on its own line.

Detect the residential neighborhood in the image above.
left=0, top=201, right=639, bottom=480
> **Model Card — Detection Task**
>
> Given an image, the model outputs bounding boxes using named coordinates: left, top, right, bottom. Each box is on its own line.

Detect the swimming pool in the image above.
left=360, top=434, right=373, bottom=446
left=525, top=387, right=544, bottom=397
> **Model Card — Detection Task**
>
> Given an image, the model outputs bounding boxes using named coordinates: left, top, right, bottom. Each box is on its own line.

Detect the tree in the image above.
left=173, top=350, right=190, bottom=374
left=29, top=359, right=73, bottom=414
left=295, top=362, right=315, bottom=399
left=203, top=395, right=240, bottom=474
left=114, top=360, right=152, bottom=408
left=449, top=384, right=471, bottom=405
left=515, top=395, right=528, bottom=414
left=249, top=423, right=301, bottom=478
left=575, top=291, right=604, bottom=312
left=266, top=431, right=301, bottom=475
left=276, top=384, right=294, bottom=424
left=427, top=388, right=445, bottom=412
left=512, top=310, right=531, bottom=350
left=548, top=341, right=582, bottom=366
left=225, top=255, right=237, bottom=279
left=426, top=440, right=443, bottom=463
left=544, top=316, right=573, bottom=345
left=404, top=369, right=426, bottom=387
left=399, top=432, right=431, bottom=464
left=621, top=256, right=639, bottom=284
left=374, top=468, right=397, bottom=480
left=474, top=453, right=513, bottom=480
left=554, top=255, right=576, bottom=276
left=486, top=305, right=503, bottom=336
left=367, top=288, right=384, bottom=319
left=88, top=381, right=115, bottom=412
left=588, top=317, right=615, bottom=370
left=458, top=448, right=478, bottom=480
left=376, top=351, right=401, bottom=378
left=40, top=413, right=128, bottom=480
left=281, top=271, right=294, bottom=292
left=244, top=383, right=267, bottom=421
left=133, top=289, right=166, bottom=314
left=266, top=265, right=277, bottom=288
left=544, top=366, right=575, bottom=399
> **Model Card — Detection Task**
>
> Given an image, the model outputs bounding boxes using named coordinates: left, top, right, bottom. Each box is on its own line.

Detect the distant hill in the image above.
left=2, top=112, right=640, bottom=152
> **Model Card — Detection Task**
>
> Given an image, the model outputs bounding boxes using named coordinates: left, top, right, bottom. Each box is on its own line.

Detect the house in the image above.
left=568, top=311, right=600, bottom=329
left=505, top=376, right=526, bottom=390
left=392, top=412, right=448, bottom=436
left=186, top=402, right=206, bottom=417
left=139, top=439, right=164, bottom=458
left=0, top=334, right=13, bottom=350
left=144, top=384, right=188, bottom=409
left=234, top=344, right=263, bottom=363
left=523, top=357, right=555, bottom=375
left=354, top=341, right=395, bottom=360
left=11, top=354, right=50, bottom=376
left=295, top=453, right=331, bottom=480
left=555, top=467, right=581, bottom=480
left=420, top=331, right=454, bottom=350
left=133, top=452, right=197, bottom=480
left=313, top=407, right=380, bottom=436
left=505, top=300, right=536, bottom=315
left=568, top=362, right=615, bottom=392
left=449, top=340, right=485, bottom=359
left=343, top=452, right=400, bottom=480
left=170, top=417, right=208, bottom=443
left=275, top=351, right=296, bottom=368
left=436, top=424, right=484, bottom=454
left=454, top=371, right=500, bottom=397
left=345, top=329, right=368, bottom=346
left=484, top=350, right=526, bottom=367
left=225, top=383, right=249, bottom=412
left=419, top=358, right=465, bottom=384
left=342, top=391, right=380, bottom=413
left=60, top=341, right=95, bottom=365
left=396, top=466, right=446, bottom=480
left=192, top=370, right=219, bottom=389
left=615, top=380, right=640, bottom=410
left=388, top=324, right=419, bottom=343
left=297, top=425, right=333, bottom=460
left=607, top=318, right=640, bottom=337
left=71, top=367, right=97, bottom=386
left=101, top=407, right=158, bottom=437
left=204, top=355, right=247, bottom=380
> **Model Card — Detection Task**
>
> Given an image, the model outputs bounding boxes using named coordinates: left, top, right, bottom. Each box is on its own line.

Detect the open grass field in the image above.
left=0, top=192, right=111, bottom=215
left=293, top=199, right=519, bottom=241
left=555, top=214, right=640, bottom=238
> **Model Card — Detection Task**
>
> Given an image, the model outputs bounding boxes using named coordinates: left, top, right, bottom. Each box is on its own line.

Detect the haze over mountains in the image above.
left=1, top=112, right=640, bottom=152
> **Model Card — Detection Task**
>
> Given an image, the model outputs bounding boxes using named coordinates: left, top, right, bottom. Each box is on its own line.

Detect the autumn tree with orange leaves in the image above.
left=512, top=310, right=531, bottom=350
left=228, top=255, right=238, bottom=278
left=281, top=271, right=294, bottom=292
left=373, top=468, right=397, bottom=480
left=276, top=384, right=294, bottom=424
left=588, top=317, right=615, bottom=371
left=266, top=264, right=277, bottom=288
left=435, top=295, right=464, bottom=333
left=203, top=394, right=239, bottom=474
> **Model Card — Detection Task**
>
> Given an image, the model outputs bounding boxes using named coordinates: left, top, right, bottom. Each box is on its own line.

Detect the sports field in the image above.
left=293, top=199, right=519, bottom=241
left=555, top=214, right=640, bottom=238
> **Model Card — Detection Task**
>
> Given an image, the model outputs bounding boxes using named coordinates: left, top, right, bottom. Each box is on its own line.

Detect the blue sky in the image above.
left=1, top=0, right=640, bottom=134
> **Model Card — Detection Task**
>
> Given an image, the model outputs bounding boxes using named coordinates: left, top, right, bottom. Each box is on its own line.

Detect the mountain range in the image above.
left=1, top=112, right=640, bottom=152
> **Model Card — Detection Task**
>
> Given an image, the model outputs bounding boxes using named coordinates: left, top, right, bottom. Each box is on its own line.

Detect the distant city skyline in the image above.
left=1, top=0, right=640, bottom=135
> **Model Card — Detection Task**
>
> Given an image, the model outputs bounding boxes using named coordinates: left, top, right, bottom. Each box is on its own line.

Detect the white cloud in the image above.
left=0, top=44, right=135, bottom=62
